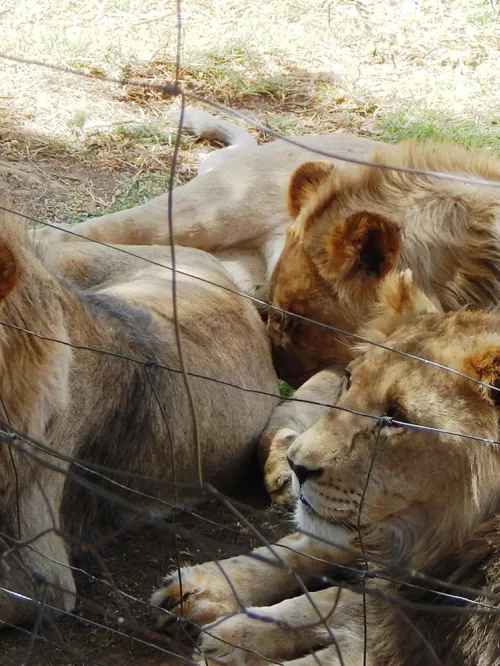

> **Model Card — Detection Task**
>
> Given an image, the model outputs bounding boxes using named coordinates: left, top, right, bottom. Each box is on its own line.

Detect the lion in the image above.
left=151, top=270, right=500, bottom=666
left=268, top=141, right=500, bottom=382
left=0, top=207, right=279, bottom=626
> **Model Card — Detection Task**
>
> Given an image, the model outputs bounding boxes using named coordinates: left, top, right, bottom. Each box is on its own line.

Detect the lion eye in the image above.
left=343, top=371, right=351, bottom=392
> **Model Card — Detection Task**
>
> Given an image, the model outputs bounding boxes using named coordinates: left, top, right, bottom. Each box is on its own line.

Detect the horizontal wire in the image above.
left=293, top=526, right=500, bottom=607
left=0, top=617, right=111, bottom=666
left=6, top=429, right=500, bottom=618
left=2, top=396, right=500, bottom=602
left=0, top=309, right=499, bottom=454
left=0, top=585, right=196, bottom=665
left=0, top=446, right=497, bottom=666
left=0, top=416, right=500, bottom=603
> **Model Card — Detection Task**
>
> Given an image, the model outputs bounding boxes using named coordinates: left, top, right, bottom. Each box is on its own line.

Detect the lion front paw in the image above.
left=261, top=428, right=297, bottom=505
left=195, top=613, right=271, bottom=666
left=150, top=562, right=240, bottom=632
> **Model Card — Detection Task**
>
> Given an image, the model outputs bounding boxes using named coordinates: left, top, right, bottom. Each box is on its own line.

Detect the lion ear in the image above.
left=320, top=210, right=400, bottom=288
left=358, top=269, right=440, bottom=345
left=287, top=161, right=334, bottom=220
left=0, top=245, right=19, bottom=301
left=377, top=269, right=439, bottom=317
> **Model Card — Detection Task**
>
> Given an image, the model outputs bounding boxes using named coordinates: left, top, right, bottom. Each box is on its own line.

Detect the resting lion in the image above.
left=0, top=208, right=278, bottom=626
left=268, top=142, right=500, bottom=380
left=36, top=112, right=500, bottom=505
left=152, top=270, right=500, bottom=666
left=37, top=111, right=500, bottom=392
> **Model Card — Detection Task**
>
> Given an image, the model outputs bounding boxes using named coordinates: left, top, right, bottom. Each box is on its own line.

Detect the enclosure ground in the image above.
left=1, top=469, right=291, bottom=666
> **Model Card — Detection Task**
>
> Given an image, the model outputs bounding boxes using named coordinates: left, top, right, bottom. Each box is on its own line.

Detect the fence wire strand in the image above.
left=1, top=53, right=500, bottom=189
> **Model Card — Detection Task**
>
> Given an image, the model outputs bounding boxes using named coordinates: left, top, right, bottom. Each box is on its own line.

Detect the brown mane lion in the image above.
left=153, top=270, right=500, bottom=666
left=268, top=141, right=500, bottom=383
left=0, top=208, right=278, bottom=626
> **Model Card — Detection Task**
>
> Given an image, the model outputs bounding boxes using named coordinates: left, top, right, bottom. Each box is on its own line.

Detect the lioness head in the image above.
left=287, top=270, right=500, bottom=568
left=268, top=159, right=400, bottom=383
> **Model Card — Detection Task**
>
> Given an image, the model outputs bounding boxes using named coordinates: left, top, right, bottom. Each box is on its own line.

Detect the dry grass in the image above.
left=0, top=0, right=499, bottom=221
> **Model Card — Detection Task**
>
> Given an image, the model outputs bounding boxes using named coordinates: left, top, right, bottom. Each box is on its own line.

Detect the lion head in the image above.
left=287, top=270, right=500, bottom=569
left=268, top=142, right=500, bottom=383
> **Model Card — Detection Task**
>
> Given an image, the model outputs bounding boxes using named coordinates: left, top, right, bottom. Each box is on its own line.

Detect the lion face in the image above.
left=267, top=232, right=356, bottom=386
left=268, top=160, right=400, bottom=383
left=287, top=271, right=500, bottom=564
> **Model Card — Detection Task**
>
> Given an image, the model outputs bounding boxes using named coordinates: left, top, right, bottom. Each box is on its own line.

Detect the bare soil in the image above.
left=1, top=466, right=291, bottom=666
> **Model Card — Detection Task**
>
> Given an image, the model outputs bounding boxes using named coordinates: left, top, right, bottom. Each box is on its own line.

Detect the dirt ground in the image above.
left=1, top=465, right=292, bottom=666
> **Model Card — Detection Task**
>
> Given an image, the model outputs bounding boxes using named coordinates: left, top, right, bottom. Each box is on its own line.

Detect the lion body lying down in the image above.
left=38, top=112, right=500, bottom=392
left=153, top=271, right=500, bottom=666
left=0, top=211, right=278, bottom=625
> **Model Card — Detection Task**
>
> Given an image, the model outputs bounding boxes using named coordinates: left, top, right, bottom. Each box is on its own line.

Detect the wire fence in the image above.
left=0, top=2, right=500, bottom=665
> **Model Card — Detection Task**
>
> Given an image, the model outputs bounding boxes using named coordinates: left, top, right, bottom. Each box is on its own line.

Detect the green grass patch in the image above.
left=110, top=170, right=177, bottom=212
left=264, top=115, right=305, bottom=136
left=377, top=112, right=500, bottom=152
left=113, top=122, right=167, bottom=144
left=72, top=170, right=183, bottom=223
left=278, top=380, right=295, bottom=399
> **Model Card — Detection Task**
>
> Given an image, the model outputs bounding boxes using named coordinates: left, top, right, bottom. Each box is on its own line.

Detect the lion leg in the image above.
left=195, top=588, right=366, bottom=666
left=1, top=475, right=76, bottom=626
left=34, top=193, right=174, bottom=245
left=259, top=367, right=345, bottom=504
left=151, top=533, right=352, bottom=630
left=34, top=168, right=277, bottom=251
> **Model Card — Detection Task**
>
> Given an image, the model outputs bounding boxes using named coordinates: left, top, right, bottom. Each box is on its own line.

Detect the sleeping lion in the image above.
left=35, top=108, right=385, bottom=321
left=268, top=142, right=500, bottom=382
left=152, top=270, right=500, bottom=666
left=0, top=209, right=278, bottom=626
left=39, top=111, right=500, bottom=393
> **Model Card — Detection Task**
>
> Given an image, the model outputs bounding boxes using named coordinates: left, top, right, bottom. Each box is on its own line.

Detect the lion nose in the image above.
left=287, top=457, right=323, bottom=485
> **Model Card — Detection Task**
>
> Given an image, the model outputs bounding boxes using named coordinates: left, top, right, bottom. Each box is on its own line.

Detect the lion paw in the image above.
left=150, top=563, right=239, bottom=633
left=262, top=428, right=297, bottom=505
left=195, top=614, right=270, bottom=666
